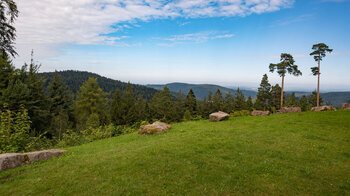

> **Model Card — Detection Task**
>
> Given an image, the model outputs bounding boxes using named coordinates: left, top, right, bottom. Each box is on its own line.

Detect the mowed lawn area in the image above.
left=1, top=111, right=350, bottom=195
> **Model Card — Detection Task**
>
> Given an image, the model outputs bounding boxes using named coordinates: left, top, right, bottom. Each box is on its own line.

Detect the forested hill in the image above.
left=39, top=70, right=158, bottom=100
left=146, top=82, right=257, bottom=100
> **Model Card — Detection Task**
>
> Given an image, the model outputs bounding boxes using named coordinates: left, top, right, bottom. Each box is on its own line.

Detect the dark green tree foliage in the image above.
left=310, top=43, right=333, bottom=107
left=47, top=73, right=74, bottom=138
left=40, top=71, right=158, bottom=101
left=47, top=73, right=73, bottom=115
left=286, top=92, right=297, bottom=106
left=120, top=83, right=138, bottom=124
left=1, top=55, right=50, bottom=135
left=308, top=91, right=323, bottom=107
left=185, top=89, right=197, bottom=115
left=298, top=95, right=310, bottom=111
left=0, top=105, right=32, bottom=153
left=246, top=96, right=253, bottom=111
left=269, top=53, right=302, bottom=108
left=212, top=89, right=223, bottom=112
left=134, top=95, right=146, bottom=122
left=150, top=86, right=174, bottom=122
left=269, top=84, right=284, bottom=110
left=173, top=91, right=186, bottom=122
left=255, top=74, right=271, bottom=111
left=110, top=89, right=123, bottom=125
left=0, top=55, right=14, bottom=94
left=0, top=0, right=18, bottom=57
left=74, top=77, right=109, bottom=130
left=234, top=88, right=246, bottom=111
left=223, top=92, right=234, bottom=113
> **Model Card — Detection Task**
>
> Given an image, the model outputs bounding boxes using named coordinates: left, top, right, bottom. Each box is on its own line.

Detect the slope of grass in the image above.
left=1, top=111, right=350, bottom=195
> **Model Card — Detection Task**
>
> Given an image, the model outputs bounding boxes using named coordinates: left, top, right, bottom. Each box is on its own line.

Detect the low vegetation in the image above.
left=1, top=111, right=349, bottom=195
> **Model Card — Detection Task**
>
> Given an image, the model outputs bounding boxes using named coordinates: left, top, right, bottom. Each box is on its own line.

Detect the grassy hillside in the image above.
left=147, top=82, right=257, bottom=100
left=1, top=111, right=350, bottom=195
left=39, top=70, right=159, bottom=100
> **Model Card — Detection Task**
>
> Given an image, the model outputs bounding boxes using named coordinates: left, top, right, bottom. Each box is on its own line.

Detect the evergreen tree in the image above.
left=74, top=77, right=109, bottom=130
left=134, top=95, right=146, bottom=122
left=269, top=53, right=302, bottom=108
left=0, top=0, right=19, bottom=57
left=110, top=89, right=123, bottom=125
left=286, top=92, right=297, bottom=106
left=0, top=56, right=14, bottom=95
left=185, top=89, right=197, bottom=115
left=246, top=96, right=253, bottom=111
left=234, top=88, right=246, bottom=111
left=308, top=91, right=323, bottom=107
left=121, top=83, right=137, bottom=124
left=1, top=54, right=50, bottom=135
left=310, top=43, right=333, bottom=107
left=269, top=84, right=284, bottom=110
left=150, top=86, right=174, bottom=122
left=47, top=73, right=73, bottom=138
left=47, top=73, right=73, bottom=115
left=255, top=74, right=271, bottom=110
left=207, top=91, right=214, bottom=114
left=223, top=92, right=234, bottom=113
left=298, top=95, right=310, bottom=111
left=174, top=91, right=186, bottom=122
left=212, top=89, right=223, bottom=112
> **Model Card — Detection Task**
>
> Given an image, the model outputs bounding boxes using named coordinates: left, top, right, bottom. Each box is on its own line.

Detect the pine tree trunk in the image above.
left=281, top=74, right=284, bottom=109
left=317, top=56, right=321, bottom=107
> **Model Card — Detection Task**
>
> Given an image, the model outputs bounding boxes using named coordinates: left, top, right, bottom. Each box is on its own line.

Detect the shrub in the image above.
left=0, top=105, right=33, bottom=153
left=230, top=110, right=251, bottom=118
left=183, top=110, right=192, bottom=121
left=57, top=129, right=83, bottom=147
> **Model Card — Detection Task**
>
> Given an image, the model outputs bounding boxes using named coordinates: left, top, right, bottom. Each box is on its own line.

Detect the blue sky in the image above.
left=14, top=0, right=350, bottom=91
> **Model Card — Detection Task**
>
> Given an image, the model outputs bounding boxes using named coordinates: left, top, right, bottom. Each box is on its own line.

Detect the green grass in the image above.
left=1, top=111, right=350, bottom=195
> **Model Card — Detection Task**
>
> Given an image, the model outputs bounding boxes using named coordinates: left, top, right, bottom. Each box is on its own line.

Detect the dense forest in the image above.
left=39, top=70, right=159, bottom=100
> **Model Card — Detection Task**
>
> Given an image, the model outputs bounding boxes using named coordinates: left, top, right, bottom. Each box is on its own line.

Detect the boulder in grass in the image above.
left=24, top=149, right=67, bottom=163
left=0, top=153, right=28, bottom=171
left=138, top=121, right=171, bottom=135
left=311, top=105, right=336, bottom=111
left=0, top=149, right=67, bottom=171
left=341, top=103, right=350, bottom=110
left=277, top=107, right=302, bottom=113
left=251, top=110, right=270, bottom=116
left=209, top=111, right=229, bottom=122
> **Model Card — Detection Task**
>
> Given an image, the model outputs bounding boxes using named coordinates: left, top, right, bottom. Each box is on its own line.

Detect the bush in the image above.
left=0, top=105, right=33, bottom=153
left=192, top=115, right=203, bottom=121
left=57, top=129, right=83, bottom=147
left=230, top=110, right=251, bottom=118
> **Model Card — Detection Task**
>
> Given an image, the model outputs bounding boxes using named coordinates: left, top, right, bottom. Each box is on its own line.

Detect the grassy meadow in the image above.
left=1, top=110, right=350, bottom=195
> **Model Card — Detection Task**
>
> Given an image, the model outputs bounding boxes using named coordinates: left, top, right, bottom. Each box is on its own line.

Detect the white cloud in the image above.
left=14, top=0, right=294, bottom=61
left=157, top=31, right=235, bottom=46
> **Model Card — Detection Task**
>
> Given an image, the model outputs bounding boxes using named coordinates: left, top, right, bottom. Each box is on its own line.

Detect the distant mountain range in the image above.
left=147, top=83, right=350, bottom=107
left=39, top=71, right=349, bottom=107
left=146, top=83, right=257, bottom=99
left=39, top=70, right=158, bottom=100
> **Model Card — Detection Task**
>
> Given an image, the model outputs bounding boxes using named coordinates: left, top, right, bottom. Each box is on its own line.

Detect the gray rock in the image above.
left=341, top=103, right=350, bottom=110
left=311, top=106, right=336, bottom=111
left=0, top=149, right=67, bottom=171
left=138, top=121, right=171, bottom=135
left=209, top=111, right=229, bottom=122
left=277, top=107, right=302, bottom=113
left=0, top=153, right=28, bottom=171
left=251, top=110, right=270, bottom=116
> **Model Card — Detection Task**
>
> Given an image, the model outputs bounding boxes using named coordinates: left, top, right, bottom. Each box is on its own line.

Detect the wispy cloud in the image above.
left=271, top=14, right=314, bottom=26
left=14, top=0, right=294, bottom=59
left=157, top=31, right=234, bottom=46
